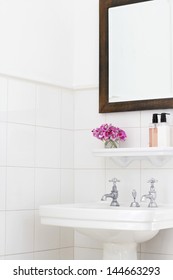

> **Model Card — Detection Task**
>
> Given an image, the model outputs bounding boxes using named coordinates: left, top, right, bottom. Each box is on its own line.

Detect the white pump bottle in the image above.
left=157, top=113, right=170, bottom=147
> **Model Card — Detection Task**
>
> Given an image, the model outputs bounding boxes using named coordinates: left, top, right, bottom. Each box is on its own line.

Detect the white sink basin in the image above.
left=39, top=202, right=173, bottom=259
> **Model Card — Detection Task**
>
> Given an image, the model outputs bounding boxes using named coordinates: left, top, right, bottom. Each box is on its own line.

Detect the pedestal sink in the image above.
left=39, top=202, right=173, bottom=260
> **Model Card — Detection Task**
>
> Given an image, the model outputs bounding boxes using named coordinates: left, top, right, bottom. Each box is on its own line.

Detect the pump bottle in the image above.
left=157, top=113, right=170, bottom=147
left=149, top=114, right=159, bottom=147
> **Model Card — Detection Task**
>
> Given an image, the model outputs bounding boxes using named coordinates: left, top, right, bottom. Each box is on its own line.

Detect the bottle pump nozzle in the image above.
left=160, top=113, right=170, bottom=123
left=152, top=113, right=159, bottom=124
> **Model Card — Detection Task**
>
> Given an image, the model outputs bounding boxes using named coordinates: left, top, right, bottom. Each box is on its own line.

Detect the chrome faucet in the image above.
left=141, top=178, right=158, bottom=208
left=101, top=178, right=120, bottom=206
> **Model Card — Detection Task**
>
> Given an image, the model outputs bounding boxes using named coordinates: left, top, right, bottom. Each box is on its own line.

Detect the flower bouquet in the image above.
left=92, top=123, right=127, bottom=148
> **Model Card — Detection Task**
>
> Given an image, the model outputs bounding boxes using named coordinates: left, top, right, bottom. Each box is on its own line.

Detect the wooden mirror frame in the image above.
left=99, top=0, right=173, bottom=112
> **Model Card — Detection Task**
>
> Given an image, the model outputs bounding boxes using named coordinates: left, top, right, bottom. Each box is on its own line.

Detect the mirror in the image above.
left=99, top=0, right=173, bottom=112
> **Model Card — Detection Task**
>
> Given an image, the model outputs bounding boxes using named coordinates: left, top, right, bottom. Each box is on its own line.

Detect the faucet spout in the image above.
left=101, top=192, right=119, bottom=206
left=141, top=194, right=152, bottom=202
left=141, top=193, right=157, bottom=207
left=101, top=194, right=111, bottom=201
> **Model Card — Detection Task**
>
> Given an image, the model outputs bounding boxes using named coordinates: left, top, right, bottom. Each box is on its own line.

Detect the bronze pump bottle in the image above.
left=149, top=114, right=159, bottom=147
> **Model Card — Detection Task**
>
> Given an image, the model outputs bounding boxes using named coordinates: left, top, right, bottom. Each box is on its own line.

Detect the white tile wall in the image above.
left=36, top=85, right=61, bottom=128
left=60, top=227, right=74, bottom=248
left=1, top=74, right=173, bottom=260
left=8, top=79, right=36, bottom=125
left=34, top=210, right=60, bottom=251
left=6, top=210, right=35, bottom=255
left=35, top=126, right=61, bottom=168
left=0, top=211, right=5, bottom=255
left=74, top=89, right=105, bottom=130
left=0, top=74, right=74, bottom=259
left=0, top=77, right=7, bottom=122
left=59, top=248, right=74, bottom=260
left=7, top=123, right=35, bottom=167
left=61, top=130, right=74, bottom=168
left=74, top=170, right=105, bottom=203
left=0, top=122, right=6, bottom=166
left=60, top=169, right=74, bottom=203
left=0, top=167, right=6, bottom=210
left=105, top=111, right=141, bottom=128
left=6, top=167, right=35, bottom=210
left=35, top=168, right=60, bottom=208
left=74, top=130, right=105, bottom=169
left=61, top=89, right=74, bottom=129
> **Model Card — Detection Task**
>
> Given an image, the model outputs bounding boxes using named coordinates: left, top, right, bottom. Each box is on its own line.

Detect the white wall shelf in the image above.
left=93, top=147, right=173, bottom=167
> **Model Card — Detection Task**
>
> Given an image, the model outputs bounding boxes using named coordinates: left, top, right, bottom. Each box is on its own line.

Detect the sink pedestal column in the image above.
left=103, top=242, right=137, bottom=260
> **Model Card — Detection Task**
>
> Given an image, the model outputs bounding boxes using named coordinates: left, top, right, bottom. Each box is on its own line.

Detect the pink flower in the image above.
left=92, top=124, right=127, bottom=142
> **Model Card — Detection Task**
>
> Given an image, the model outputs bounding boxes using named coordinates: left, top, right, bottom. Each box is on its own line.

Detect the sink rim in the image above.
left=39, top=202, right=173, bottom=231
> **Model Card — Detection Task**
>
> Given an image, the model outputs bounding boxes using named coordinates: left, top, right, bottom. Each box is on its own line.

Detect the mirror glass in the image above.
left=109, top=0, right=171, bottom=102
left=99, top=0, right=173, bottom=112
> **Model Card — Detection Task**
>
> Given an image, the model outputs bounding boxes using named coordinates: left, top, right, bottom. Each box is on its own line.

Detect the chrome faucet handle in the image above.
left=130, top=189, right=140, bottom=207
left=147, top=178, right=158, bottom=192
left=109, top=178, right=120, bottom=184
left=132, top=189, right=137, bottom=200
left=147, top=178, right=158, bottom=185
left=109, top=178, right=120, bottom=192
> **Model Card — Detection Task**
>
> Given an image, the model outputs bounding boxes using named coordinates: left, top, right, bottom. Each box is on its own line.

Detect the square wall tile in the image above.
left=61, top=89, right=74, bottom=129
left=8, top=79, right=36, bottom=125
left=7, top=123, right=35, bottom=167
left=60, top=169, right=74, bottom=203
left=35, top=168, right=60, bottom=209
left=105, top=111, right=141, bottom=128
left=74, top=169, right=105, bottom=203
left=74, top=89, right=105, bottom=130
left=0, top=77, right=7, bottom=122
left=74, top=130, right=105, bottom=169
left=61, top=130, right=74, bottom=168
left=34, top=210, right=60, bottom=251
left=6, top=167, right=35, bottom=210
left=36, top=85, right=61, bottom=128
left=6, top=210, right=34, bottom=255
left=120, top=127, right=141, bottom=148
left=0, top=122, right=6, bottom=166
left=35, top=127, right=60, bottom=168
left=141, top=127, right=149, bottom=147
left=141, top=110, right=155, bottom=128
left=0, top=168, right=6, bottom=210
